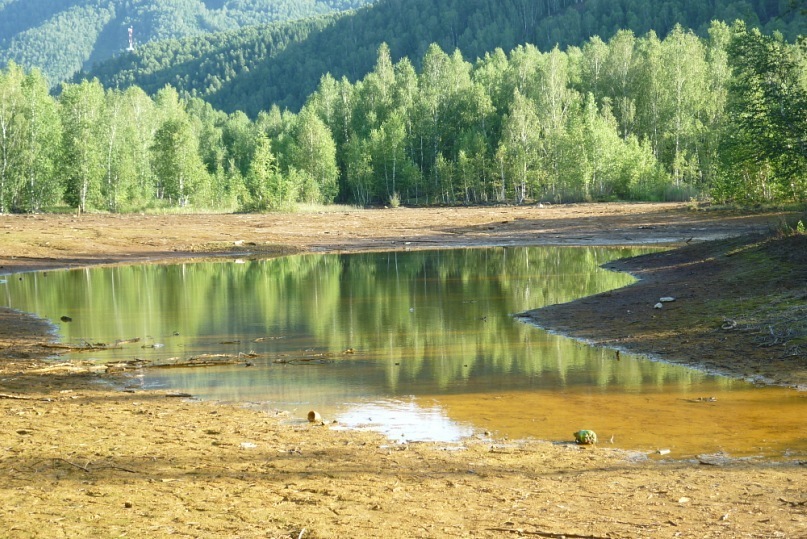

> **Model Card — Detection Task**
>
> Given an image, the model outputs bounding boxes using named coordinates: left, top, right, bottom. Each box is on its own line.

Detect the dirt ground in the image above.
left=522, top=229, right=807, bottom=389
left=1, top=202, right=806, bottom=539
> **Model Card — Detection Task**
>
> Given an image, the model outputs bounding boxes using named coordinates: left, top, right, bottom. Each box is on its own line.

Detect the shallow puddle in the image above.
left=3, top=247, right=805, bottom=460
left=433, top=383, right=807, bottom=459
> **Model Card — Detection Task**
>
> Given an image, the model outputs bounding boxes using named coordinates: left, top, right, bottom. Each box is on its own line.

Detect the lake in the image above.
left=3, top=246, right=805, bottom=460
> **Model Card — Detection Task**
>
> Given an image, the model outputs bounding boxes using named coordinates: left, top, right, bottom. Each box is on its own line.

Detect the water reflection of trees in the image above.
left=4, top=247, right=734, bottom=393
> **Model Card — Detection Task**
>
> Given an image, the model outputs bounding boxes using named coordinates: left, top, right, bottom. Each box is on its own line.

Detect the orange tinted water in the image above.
left=430, top=383, right=807, bottom=459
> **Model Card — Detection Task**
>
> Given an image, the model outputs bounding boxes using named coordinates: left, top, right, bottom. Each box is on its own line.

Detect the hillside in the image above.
left=84, top=15, right=343, bottom=99
left=0, top=0, right=374, bottom=86
left=88, top=0, right=806, bottom=115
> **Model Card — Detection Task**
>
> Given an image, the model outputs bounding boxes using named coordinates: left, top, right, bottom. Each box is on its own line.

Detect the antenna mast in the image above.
left=127, top=26, right=135, bottom=51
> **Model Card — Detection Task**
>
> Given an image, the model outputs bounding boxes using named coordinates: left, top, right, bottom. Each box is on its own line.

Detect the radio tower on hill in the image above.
left=127, top=26, right=135, bottom=52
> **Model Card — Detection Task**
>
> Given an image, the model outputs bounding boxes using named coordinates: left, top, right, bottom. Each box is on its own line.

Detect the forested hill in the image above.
left=0, top=0, right=375, bottom=87
left=84, top=15, right=344, bottom=100
left=87, top=0, right=805, bottom=116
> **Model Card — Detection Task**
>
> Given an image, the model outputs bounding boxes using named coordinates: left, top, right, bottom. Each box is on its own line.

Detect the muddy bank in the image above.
left=0, top=203, right=780, bottom=275
left=1, top=204, right=805, bottom=538
left=2, top=203, right=798, bottom=386
left=2, top=373, right=804, bottom=539
left=522, top=232, right=807, bottom=388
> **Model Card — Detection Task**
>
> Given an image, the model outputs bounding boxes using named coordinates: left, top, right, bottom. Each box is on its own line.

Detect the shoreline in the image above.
left=2, top=212, right=804, bottom=404
left=2, top=205, right=805, bottom=539
left=520, top=231, right=807, bottom=389
left=0, top=252, right=776, bottom=388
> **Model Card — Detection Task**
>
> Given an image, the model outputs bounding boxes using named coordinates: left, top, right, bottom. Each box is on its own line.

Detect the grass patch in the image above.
left=709, top=233, right=807, bottom=355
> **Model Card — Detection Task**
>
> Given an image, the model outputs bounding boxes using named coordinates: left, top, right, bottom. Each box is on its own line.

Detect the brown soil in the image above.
left=1, top=203, right=805, bottom=539
left=523, top=232, right=807, bottom=388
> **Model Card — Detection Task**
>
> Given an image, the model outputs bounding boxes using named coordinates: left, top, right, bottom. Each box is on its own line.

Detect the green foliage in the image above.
left=87, top=15, right=344, bottom=103
left=80, top=0, right=806, bottom=117
left=303, top=34, right=723, bottom=206
left=773, top=213, right=807, bottom=237
left=152, top=117, right=207, bottom=206
left=0, top=1, right=116, bottom=86
left=0, top=62, right=62, bottom=212
left=0, top=20, right=804, bottom=214
left=0, top=0, right=375, bottom=86
left=242, top=133, right=296, bottom=210
left=717, top=22, right=807, bottom=203
left=17, top=68, right=62, bottom=212
left=289, top=107, right=339, bottom=203
left=60, top=79, right=107, bottom=212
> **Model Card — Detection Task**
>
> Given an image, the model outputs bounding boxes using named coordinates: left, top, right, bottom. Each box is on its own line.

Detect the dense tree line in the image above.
left=306, top=23, right=806, bottom=205
left=0, top=0, right=375, bottom=86
left=86, top=0, right=807, bottom=115
left=0, top=23, right=804, bottom=215
left=0, top=61, right=345, bottom=213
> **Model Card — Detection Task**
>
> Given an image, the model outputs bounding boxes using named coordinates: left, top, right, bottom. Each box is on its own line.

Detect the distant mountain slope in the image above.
left=85, top=15, right=341, bottom=98
left=0, top=0, right=375, bottom=86
left=87, top=0, right=805, bottom=115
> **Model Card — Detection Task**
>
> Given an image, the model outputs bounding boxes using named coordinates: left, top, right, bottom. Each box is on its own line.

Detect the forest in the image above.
left=0, top=21, right=804, bottom=214
left=0, top=0, right=374, bottom=86
left=85, top=14, right=345, bottom=100
left=86, top=0, right=807, bottom=114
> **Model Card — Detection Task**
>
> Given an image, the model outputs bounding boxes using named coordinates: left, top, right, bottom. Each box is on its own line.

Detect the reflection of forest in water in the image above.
left=7, top=247, right=807, bottom=457
left=3, top=245, right=738, bottom=398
